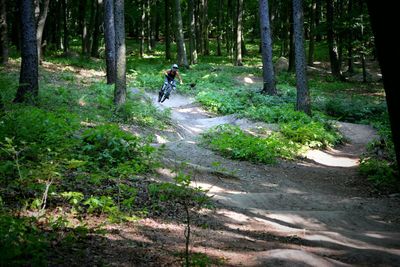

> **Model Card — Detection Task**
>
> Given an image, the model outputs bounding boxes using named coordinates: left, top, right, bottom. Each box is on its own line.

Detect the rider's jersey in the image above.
left=166, top=70, right=178, bottom=80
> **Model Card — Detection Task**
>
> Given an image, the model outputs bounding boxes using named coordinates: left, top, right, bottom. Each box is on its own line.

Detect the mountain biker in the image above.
left=158, top=64, right=183, bottom=102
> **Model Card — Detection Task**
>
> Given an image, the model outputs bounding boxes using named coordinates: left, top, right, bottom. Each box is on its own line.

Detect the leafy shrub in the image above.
left=201, top=125, right=299, bottom=164
left=359, top=158, right=397, bottom=187
left=0, top=214, right=48, bottom=266
left=79, top=124, right=157, bottom=173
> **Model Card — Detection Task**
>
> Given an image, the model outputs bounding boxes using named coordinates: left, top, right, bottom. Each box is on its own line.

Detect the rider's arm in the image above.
left=176, top=71, right=183, bottom=84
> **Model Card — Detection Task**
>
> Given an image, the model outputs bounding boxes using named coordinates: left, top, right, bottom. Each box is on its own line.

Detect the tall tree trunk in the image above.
left=164, top=0, right=171, bottom=60
left=62, top=0, right=69, bottom=53
left=104, top=0, right=115, bottom=84
left=292, top=0, right=311, bottom=115
left=150, top=0, right=156, bottom=49
left=203, top=0, right=209, bottom=55
left=91, top=0, right=102, bottom=57
left=36, top=0, right=50, bottom=63
left=196, top=0, right=204, bottom=54
left=346, top=0, right=354, bottom=73
left=146, top=0, right=151, bottom=52
left=140, top=0, right=145, bottom=58
left=86, top=0, right=96, bottom=54
left=216, top=0, right=222, bottom=56
left=235, top=0, right=243, bottom=66
left=0, top=0, right=8, bottom=64
left=315, top=0, right=321, bottom=41
left=226, top=0, right=233, bottom=57
left=114, top=0, right=126, bottom=105
left=79, top=0, right=87, bottom=55
left=188, top=0, right=197, bottom=64
left=259, top=0, right=276, bottom=95
left=173, top=0, right=188, bottom=68
left=15, top=0, right=39, bottom=103
left=288, top=4, right=295, bottom=72
left=307, top=0, right=316, bottom=66
left=326, top=0, right=341, bottom=78
left=366, top=0, right=400, bottom=171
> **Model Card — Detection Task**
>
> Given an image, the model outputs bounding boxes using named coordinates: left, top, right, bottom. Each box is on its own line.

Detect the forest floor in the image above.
left=81, top=90, right=400, bottom=267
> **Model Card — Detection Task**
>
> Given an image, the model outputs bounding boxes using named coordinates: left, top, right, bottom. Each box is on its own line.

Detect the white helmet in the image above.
left=172, top=64, right=179, bottom=69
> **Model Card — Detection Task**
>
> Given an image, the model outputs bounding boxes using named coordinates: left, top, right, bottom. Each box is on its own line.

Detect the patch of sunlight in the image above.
left=265, top=212, right=324, bottom=230
left=244, top=77, right=254, bottom=84
left=155, top=134, right=168, bottom=144
left=192, top=182, right=242, bottom=194
left=305, top=149, right=359, bottom=167
left=285, top=188, right=305, bottom=194
left=156, top=168, right=175, bottom=178
left=250, top=214, right=301, bottom=232
left=260, top=182, right=279, bottom=188
left=364, top=232, right=387, bottom=239
left=218, top=209, right=251, bottom=223
left=78, top=96, right=86, bottom=106
left=202, top=74, right=210, bottom=79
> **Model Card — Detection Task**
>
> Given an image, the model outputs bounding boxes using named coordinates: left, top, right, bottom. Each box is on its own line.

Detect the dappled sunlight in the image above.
left=305, top=149, right=359, bottom=167
left=191, top=181, right=243, bottom=194
left=244, top=77, right=254, bottom=84
left=263, top=212, right=325, bottom=231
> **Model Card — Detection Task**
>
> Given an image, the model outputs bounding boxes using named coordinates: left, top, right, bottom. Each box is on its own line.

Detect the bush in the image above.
left=359, top=158, right=398, bottom=187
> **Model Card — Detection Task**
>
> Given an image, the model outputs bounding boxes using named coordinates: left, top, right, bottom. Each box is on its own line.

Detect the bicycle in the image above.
left=158, top=79, right=175, bottom=103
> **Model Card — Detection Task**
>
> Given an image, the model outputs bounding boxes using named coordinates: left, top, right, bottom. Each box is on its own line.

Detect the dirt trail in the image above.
left=146, top=92, right=400, bottom=266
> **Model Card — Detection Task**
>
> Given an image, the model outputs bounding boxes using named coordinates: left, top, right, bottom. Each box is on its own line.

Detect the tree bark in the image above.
left=36, top=0, right=50, bottom=63
left=307, top=0, right=316, bottom=66
left=62, top=0, right=69, bottom=53
left=15, top=0, right=39, bottom=103
left=259, top=0, right=276, bottom=95
left=140, top=0, right=145, bottom=58
left=91, top=0, right=102, bottom=57
left=114, top=0, right=126, bottom=106
left=188, top=0, right=197, bottom=64
left=146, top=0, right=151, bottom=52
left=216, top=0, right=222, bottom=56
left=0, top=0, right=8, bottom=64
left=173, top=0, right=188, bottom=68
left=164, top=0, right=171, bottom=60
left=326, top=0, right=341, bottom=78
left=104, top=0, right=115, bottom=84
left=203, top=0, right=209, bottom=55
left=235, top=0, right=243, bottom=66
left=288, top=4, right=295, bottom=72
left=292, top=0, right=311, bottom=115
left=366, top=1, right=400, bottom=172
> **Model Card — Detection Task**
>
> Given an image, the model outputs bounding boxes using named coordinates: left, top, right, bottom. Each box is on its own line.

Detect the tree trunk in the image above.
left=188, top=0, right=197, bottom=64
left=146, top=0, right=151, bottom=52
left=315, top=0, right=321, bottom=41
left=235, top=0, right=243, bottom=66
left=259, top=0, right=276, bottom=95
left=36, top=0, right=50, bottom=63
left=15, top=0, right=39, bottom=103
left=292, top=0, right=311, bottom=115
left=307, top=0, right=316, bottom=66
left=114, top=0, right=126, bottom=106
left=91, top=0, right=102, bottom=57
left=165, top=0, right=171, bottom=60
left=216, top=0, right=222, bottom=56
left=196, top=0, right=204, bottom=54
left=288, top=5, right=295, bottom=72
left=326, top=0, right=341, bottom=78
left=203, top=0, right=209, bottom=55
left=140, top=0, right=145, bottom=58
left=366, top=0, right=400, bottom=173
left=150, top=0, right=156, bottom=49
left=0, top=0, right=8, bottom=64
left=62, top=0, right=69, bottom=53
left=173, top=0, right=188, bottom=68
left=79, top=0, right=87, bottom=54
left=104, top=0, right=115, bottom=84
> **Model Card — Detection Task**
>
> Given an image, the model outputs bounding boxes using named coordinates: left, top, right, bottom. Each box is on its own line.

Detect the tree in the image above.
left=292, top=0, right=310, bottom=115
left=91, top=0, right=102, bottom=57
left=259, top=0, right=276, bottom=95
left=173, top=0, right=188, bottom=68
left=0, top=0, right=8, bottom=64
left=188, top=0, right=197, bottom=64
left=61, top=0, right=69, bottom=54
left=326, top=0, right=341, bottom=79
left=366, top=1, right=400, bottom=170
left=307, top=0, right=316, bottom=66
left=235, top=0, right=243, bottom=66
left=203, top=0, right=209, bottom=55
left=36, top=0, right=50, bottom=62
left=114, top=0, right=126, bottom=106
left=15, top=0, right=39, bottom=103
left=164, top=0, right=171, bottom=60
left=104, top=0, right=115, bottom=84
left=216, top=0, right=222, bottom=56
left=139, top=0, right=145, bottom=58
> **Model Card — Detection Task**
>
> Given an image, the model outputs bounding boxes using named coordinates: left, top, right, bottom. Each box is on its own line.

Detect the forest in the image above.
left=0, top=0, right=399, bottom=266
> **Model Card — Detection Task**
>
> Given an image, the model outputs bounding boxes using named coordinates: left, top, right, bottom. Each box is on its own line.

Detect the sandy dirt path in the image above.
left=142, top=92, right=400, bottom=266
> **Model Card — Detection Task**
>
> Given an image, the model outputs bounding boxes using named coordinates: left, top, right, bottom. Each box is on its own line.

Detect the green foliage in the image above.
left=83, top=196, right=118, bottom=214
left=201, top=125, right=299, bottom=164
left=0, top=214, right=48, bottom=266
left=80, top=124, right=157, bottom=173
left=359, top=158, right=397, bottom=187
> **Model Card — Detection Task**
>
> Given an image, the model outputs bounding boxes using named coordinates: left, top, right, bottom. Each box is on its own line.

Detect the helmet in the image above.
left=172, top=64, right=179, bottom=69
